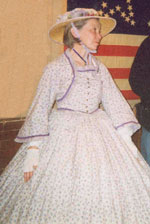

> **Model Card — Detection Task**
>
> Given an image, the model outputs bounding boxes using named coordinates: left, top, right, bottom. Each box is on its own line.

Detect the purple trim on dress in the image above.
left=77, top=69, right=96, bottom=72
left=116, top=121, right=139, bottom=129
left=16, top=133, right=49, bottom=139
left=90, top=108, right=99, bottom=114
left=57, top=107, right=99, bottom=114
left=58, top=108, right=74, bottom=112
left=72, top=48, right=87, bottom=64
left=57, top=52, right=75, bottom=102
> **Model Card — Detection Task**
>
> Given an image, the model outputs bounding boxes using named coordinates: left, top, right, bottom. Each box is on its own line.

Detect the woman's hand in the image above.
left=24, top=165, right=37, bottom=182
left=24, top=147, right=39, bottom=182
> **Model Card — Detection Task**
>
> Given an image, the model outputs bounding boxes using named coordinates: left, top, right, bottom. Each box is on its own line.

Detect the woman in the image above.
left=0, top=8, right=150, bottom=224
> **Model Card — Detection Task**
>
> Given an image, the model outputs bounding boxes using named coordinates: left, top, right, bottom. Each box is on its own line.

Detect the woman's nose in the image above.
left=97, top=33, right=102, bottom=41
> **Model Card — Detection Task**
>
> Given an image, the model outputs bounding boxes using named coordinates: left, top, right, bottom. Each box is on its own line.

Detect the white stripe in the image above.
left=127, top=99, right=140, bottom=108
left=101, top=34, right=147, bottom=46
left=114, top=79, right=131, bottom=91
left=96, top=56, right=134, bottom=68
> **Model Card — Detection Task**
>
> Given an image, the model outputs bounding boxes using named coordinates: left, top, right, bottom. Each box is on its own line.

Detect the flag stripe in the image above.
left=127, top=99, right=140, bottom=108
left=109, top=68, right=130, bottom=79
left=97, top=56, right=134, bottom=68
left=101, top=34, right=146, bottom=46
left=114, top=79, right=131, bottom=90
left=95, top=45, right=138, bottom=57
left=121, top=90, right=139, bottom=99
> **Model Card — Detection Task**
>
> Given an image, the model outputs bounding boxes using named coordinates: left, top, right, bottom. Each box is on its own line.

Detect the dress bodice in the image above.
left=57, top=49, right=102, bottom=113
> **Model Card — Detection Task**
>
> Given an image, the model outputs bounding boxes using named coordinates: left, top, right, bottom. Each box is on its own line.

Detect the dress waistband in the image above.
left=57, top=107, right=99, bottom=114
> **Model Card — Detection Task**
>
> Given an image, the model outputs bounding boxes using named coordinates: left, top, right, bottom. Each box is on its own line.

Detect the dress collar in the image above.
left=65, top=48, right=99, bottom=74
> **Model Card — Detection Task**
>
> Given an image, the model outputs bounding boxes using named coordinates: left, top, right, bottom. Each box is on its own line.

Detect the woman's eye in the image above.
left=93, top=28, right=100, bottom=34
left=91, top=28, right=97, bottom=33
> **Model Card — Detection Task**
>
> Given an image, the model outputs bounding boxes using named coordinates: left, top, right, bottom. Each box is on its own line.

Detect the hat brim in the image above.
left=49, top=16, right=116, bottom=44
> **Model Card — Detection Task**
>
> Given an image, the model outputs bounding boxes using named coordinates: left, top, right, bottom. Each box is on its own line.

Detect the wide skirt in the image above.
left=0, top=109, right=150, bottom=224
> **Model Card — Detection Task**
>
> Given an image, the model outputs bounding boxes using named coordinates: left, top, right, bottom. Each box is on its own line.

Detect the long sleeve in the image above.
left=129, top=36, right=150, bottom=105
left=15, top=64, right=58, bottom=143
left=100, top=63, right=140, bottom=135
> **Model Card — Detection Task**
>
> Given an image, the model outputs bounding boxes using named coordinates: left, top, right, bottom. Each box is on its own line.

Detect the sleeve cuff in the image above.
left=27, top=140, right=42, bottom=148
left=116, top=125, right=133, bottom=138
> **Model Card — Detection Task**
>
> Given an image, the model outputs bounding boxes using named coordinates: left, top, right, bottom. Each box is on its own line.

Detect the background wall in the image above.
left=0, top=0, right=66, bottom=119
left=0, top=0, right=67, bottom=173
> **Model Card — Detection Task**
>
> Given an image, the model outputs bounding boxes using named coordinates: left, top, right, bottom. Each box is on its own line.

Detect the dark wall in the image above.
left=0, top=118, right=24, bottom=174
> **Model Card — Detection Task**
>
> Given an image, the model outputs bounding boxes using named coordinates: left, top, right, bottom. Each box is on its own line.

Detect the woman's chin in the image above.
left=88, top=46, right=98, bottom=52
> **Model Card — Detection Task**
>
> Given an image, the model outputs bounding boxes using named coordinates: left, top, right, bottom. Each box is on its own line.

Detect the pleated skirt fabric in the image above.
left=0, top=109, right=150, bottom=224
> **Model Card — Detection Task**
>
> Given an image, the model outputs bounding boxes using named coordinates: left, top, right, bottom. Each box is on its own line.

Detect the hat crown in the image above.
left=56, top=8, right=99, bottom=24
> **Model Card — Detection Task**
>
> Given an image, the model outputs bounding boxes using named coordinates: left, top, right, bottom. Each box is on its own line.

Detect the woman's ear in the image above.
left=71, top=27, right=78, bottom=38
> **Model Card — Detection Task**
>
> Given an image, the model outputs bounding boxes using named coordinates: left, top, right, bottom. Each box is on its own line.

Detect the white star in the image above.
left=121, top=12, right=126, bottom=18
left=109, top=9, right=115, bottom=15
left=128, top=5, right=133, bottom=11
left=116, top=5, right=121, bottom=11
left=125, top=16, right=130, bottom=22
left=98, top=10, right=104, bottom=16
left=104, top=13, right=109, bottom=17
left=129, top=11, right=134, bottom=17
left=101, top=2, right=107, bottom=8
left=131, top=20, right=136, bottom=26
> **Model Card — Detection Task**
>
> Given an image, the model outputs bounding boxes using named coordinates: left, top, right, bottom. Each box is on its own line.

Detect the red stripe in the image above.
left=94, top=45, right=138, bottom=57
left=121, top=90, right=140, bottom=100
left=65, top=45, right=138, bottom=57
left=108, top=68, right=130, bottom=79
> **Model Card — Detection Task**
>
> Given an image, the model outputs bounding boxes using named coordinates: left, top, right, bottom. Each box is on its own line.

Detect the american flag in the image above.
left=67, top=0, right=150, bottom=108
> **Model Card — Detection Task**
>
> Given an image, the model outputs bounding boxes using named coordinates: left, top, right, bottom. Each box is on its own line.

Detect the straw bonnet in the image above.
left=49, top=8, right=116, bottom=44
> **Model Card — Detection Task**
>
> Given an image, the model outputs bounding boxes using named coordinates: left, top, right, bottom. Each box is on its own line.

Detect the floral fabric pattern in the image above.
left=0, top=49, right=150, bottom=224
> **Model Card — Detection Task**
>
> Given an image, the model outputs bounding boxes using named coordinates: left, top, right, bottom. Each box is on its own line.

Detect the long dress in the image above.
left=0, top=49, right=150, bottom=224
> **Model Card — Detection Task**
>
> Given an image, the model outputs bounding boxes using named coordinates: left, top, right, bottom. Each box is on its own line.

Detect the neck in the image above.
left=70, top=44, right=88, bottom=66
left=72, top=44, right=87, bottom=58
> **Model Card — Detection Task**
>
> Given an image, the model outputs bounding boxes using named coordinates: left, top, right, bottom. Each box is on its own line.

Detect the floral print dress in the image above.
left=0, top=49, right=150, bottom=224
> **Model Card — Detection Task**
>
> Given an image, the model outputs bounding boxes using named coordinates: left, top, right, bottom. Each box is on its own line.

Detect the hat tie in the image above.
left=72, top=48, right=87, bottom=65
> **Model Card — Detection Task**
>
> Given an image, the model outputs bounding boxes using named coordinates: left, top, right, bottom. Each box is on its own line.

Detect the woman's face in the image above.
left=78, top=19, right=102, bottom=51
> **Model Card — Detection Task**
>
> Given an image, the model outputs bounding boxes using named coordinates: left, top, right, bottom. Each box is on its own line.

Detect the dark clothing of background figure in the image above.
left=129, top=36, right=150, bottom=166
left=129, top=36, right=150, bottom=107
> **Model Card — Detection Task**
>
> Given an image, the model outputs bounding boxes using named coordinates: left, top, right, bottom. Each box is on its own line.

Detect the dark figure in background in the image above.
left=129, top=36, right=150, bottom=166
